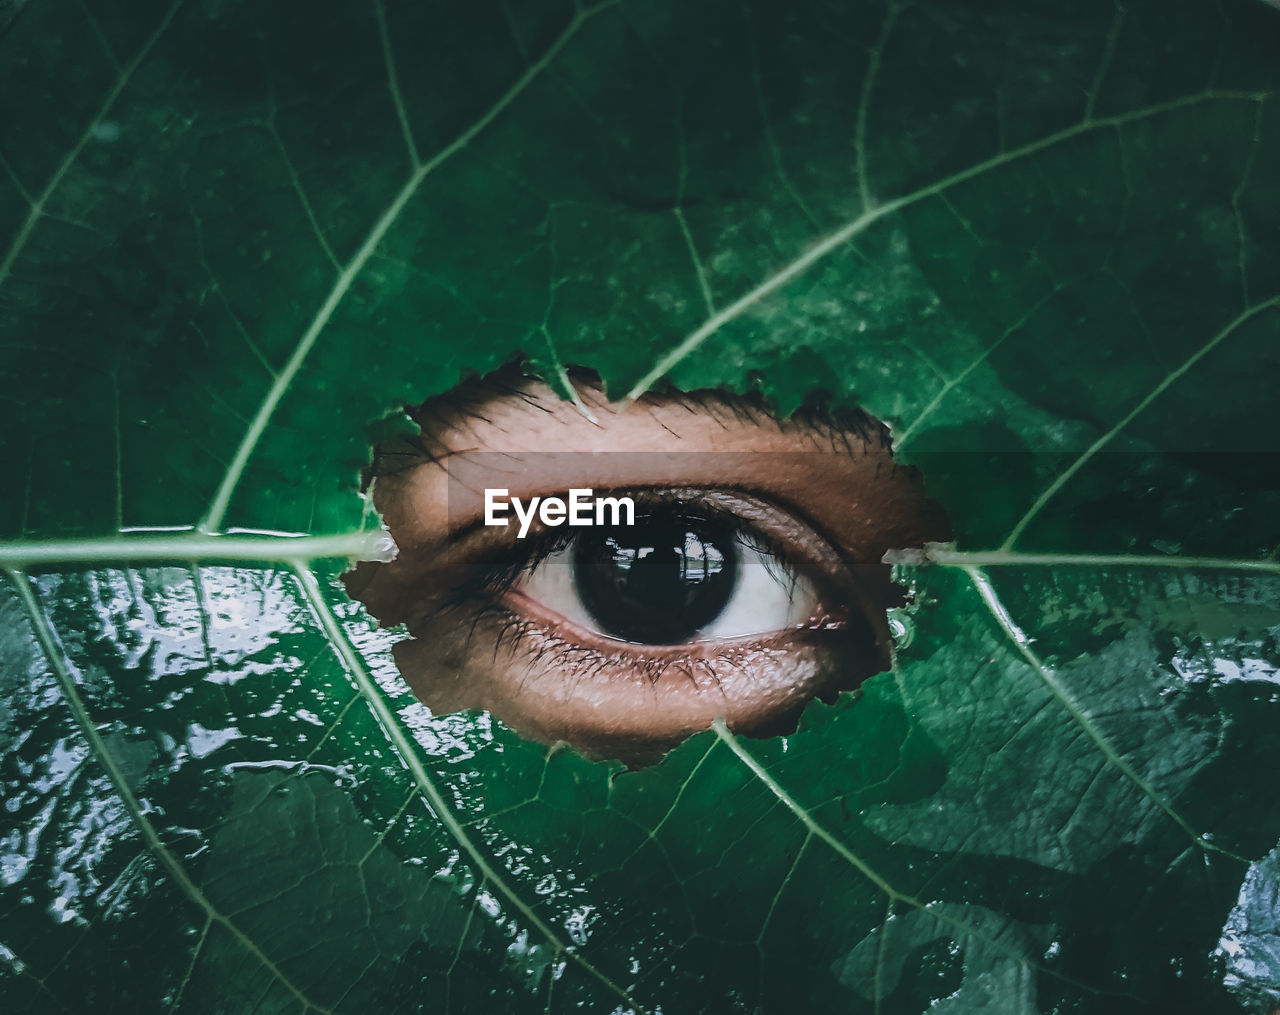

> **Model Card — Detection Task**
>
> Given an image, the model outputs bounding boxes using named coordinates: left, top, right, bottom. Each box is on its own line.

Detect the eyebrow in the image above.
left=368, top=362, right=891, bottom=480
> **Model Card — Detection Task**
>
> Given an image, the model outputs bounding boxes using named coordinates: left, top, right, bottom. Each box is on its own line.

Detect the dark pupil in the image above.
left=571, top=512, right=739, bottom=644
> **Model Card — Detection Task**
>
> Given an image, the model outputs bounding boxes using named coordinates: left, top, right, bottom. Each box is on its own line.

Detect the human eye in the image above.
left=347, top=368, right=949, bottom=765
left=459, top=489, right=877, bottom=761
left=512, top=494, right=829, bottom=646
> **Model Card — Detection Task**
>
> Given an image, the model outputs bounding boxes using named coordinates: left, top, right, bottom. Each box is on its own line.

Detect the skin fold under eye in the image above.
left=344, top=369, right=951, bottom=765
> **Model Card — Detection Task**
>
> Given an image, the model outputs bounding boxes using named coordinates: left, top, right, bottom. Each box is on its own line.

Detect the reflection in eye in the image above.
left=345, top=367, right=950, bottom=765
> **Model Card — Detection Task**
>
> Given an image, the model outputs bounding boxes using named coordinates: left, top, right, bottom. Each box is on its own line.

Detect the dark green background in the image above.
left=2, top=0, right=1279, bottom=1011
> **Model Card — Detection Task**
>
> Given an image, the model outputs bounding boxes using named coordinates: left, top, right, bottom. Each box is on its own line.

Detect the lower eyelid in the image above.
left=476, top=601, right=855, bottom=706
left=431, top=598, right=882, bottom=761
left=384, top=546, right=891, bottom=765
left=496, top=587, right=848, bottom=658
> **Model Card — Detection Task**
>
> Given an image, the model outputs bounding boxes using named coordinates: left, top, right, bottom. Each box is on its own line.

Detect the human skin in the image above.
left=346, top=371, right=950, bottom=763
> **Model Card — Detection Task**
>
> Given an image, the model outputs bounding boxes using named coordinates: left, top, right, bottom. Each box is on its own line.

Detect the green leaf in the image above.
left=2, top=0, right=1279, bottom=1012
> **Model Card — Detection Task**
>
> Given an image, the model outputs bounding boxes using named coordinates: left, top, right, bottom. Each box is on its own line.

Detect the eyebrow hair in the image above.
left=367, top=360, right=891, bottom=480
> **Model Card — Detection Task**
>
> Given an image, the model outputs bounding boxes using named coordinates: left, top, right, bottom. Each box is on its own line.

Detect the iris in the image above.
left=572, top=511, right=738, bottom=644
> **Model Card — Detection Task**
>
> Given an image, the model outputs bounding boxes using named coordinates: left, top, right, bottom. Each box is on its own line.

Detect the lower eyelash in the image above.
left=461, top=596, right=766, bottom=691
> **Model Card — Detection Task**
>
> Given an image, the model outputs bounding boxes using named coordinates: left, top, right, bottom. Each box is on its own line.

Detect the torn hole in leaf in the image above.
left=344, top=364, right=951, bottom=766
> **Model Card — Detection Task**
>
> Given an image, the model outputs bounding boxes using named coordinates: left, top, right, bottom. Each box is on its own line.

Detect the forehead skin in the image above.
left=408, top=374, right=886, bottom=456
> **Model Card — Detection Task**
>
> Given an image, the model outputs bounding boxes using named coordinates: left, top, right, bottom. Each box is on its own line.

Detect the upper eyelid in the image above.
left=372, top=456, right=913, bottom=623
left=464, top=487, right=853, bottom=602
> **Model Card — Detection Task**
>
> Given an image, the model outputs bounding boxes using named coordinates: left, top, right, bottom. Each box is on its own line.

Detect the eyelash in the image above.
left=478, top=607, right=742, bottom=689
left=459, top=490, right=804, bottom=600
left=438, top=490, right=838, bottom=686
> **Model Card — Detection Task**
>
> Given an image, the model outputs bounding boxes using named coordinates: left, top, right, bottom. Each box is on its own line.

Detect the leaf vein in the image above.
left=910, top=548, right=1280, bottom=574
left=373, top=0, right=421, bottom=169
left=625, top=89, right=1267, bottom=401
left=4, top=567, right=332, bottom=1015
left=199, top=1, right=618, bottom=533
left=1083, top=2, right=1126, bottom=122
left=0, top=530, right=387, bottom=568
left=0, top=0, right=182, bottom=294
left=855, top=0, right=903, bottom=211
left=713, top=720, right=1076, bottom=988
left=962, top=564, right=1244, bottom=863
left=287, top=562, right=647, bottom=1014
left=999, top=293, right=1280, bottom=550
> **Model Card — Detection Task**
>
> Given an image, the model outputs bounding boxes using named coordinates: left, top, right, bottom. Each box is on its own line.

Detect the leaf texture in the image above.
left=2, top=1, right=1279, bottom=1012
